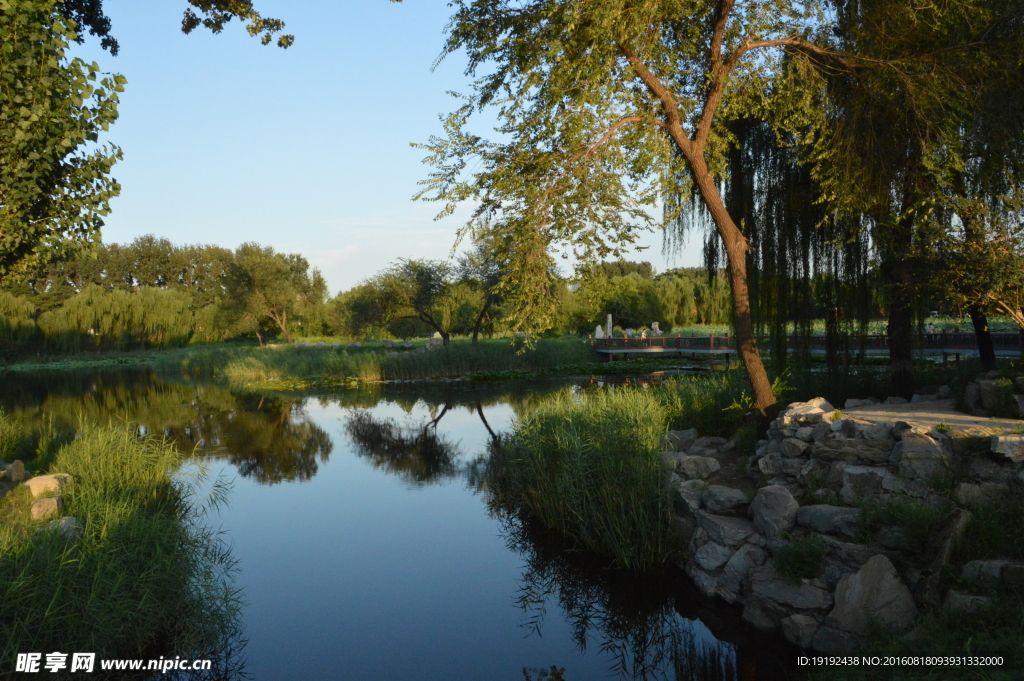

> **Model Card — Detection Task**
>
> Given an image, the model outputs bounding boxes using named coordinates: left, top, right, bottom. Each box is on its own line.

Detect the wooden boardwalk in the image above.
left=593, top=331, right=1024, bottom=362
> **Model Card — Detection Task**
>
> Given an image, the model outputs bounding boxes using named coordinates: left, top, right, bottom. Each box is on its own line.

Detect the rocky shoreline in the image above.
left=665, top=394, right=1024, bottom=653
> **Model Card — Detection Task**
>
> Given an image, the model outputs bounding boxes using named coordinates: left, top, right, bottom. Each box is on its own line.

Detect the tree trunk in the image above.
left=689, top=157, right=776, bottom=415
left=887, top=295, right=915, bottom=399
left=471, top=297, right=493, bottom=344
left=969, top=306, right=997, bottom=372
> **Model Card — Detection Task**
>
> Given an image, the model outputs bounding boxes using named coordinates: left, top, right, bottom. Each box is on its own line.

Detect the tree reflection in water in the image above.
left=344, top=408, right=462, bottom=486
left=502, top=514, right=738, bottom=681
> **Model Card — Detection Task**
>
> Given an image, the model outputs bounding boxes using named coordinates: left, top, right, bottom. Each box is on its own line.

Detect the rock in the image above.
left=694, top=510, right=756, bottom=546
left=965, top=382, right=982, bottom=410
left=694, top=541, right=735, bottom=571
left=819, top=535, right=879, bottom=570
left=382, top=339, right=394, bottom=349
left=979, top=379, right=1013, bottom=412
left=828, top=554, right=917, bottom=636
left=812, top=627, right=859, bottom=653
left=884, top=396, right=908, bottom=405
left=954, top=482, right=1008, bottom=507
left=840, top=466, right=887, bottom=505
left=795, top=427, right=816, bottom=442
left=750, top=485, right=798, bottom=539
left=672, top=477, right=707, bottom=513
left=943, top=591, right=993, bottom=613
left=678, top=455, right=721, bottom=480
left=967, top=457, right=1012, bottom=483
left=1015, top=376, right=1024, bottom=392
left=815, top=439, right=893, bottom=464
left=23, top=473, right=73, bottom=498
left=844, top=398, right=877, bottom=409
left=782, top=458, right=805, bottom=476
left=758, top=453, right=783, bottom=477
left=889, top=442, right=904, bottom=466
left=797, top=505, right=859, bottom=535
left=702, top=486, right=750, bottom=515
left=691, top=436, right=728, bottom=451
left=806, top=397, right=836, bottom=412
left=46, top=516, right=82, bottom=541
left=401, top=341, right=414, bottom=349
left=7, top=460, right=26, bottom=483
left=717, top=544, right=766, bottom=594
left=874, top=526, right=909, bottom=550
left=742, top=596, right=788, bottom=632
left=910, top=394, right=938, bottom=403
left=748, top=565, right=834, bottom=610
left=1011, top=395, right=1024, bottom=418
left=662, top=428, right=699, bottom=452
left=917, top=508, right=974, bottom=607
left=690, top=568, right=720, bottom=599
left=30, top=497, right=63, bottom=521
left=782, top=614, right=820, bottom=649
left=781, top=438, right=810, bottom=458
left=881, top=474, right=930, bottom=498
left=899, top=432, right=947, bottom=480
left=962, top=560, right=1009, bottom=587
left=991, top=435, right=1024, bottom=463
left=671, top=513, right=697, bottom=545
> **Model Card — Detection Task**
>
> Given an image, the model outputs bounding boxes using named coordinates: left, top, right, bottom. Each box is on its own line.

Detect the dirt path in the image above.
left=843, top=398, right=1023, bottom=433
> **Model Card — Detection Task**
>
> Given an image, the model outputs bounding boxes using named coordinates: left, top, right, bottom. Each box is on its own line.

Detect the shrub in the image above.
left=773, top=532, right=826, bottom=582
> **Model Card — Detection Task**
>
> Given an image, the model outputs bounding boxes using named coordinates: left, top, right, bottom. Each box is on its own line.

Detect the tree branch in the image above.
left=618, top=42, right=693, bottom=157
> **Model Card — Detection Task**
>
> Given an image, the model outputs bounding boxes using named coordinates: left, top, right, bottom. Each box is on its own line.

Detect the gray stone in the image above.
left=748, top=565, right=834, bottom=610
left=690, top=567, right=720, bottom=599
left=782, top=458, right=805, bottom=476
left=991, top=435, right=1024, bottom=463
left=979, top=379, right=1013, bottom=411
left=46, top=516, right=82, bottom=541
left=840, top=466, right=887, bottom=504
left=678, top=455, right=721, bottom=480
left=741, top=596, right=788, bottom=632
left=758, top=452, right=783, bottom=477
left=694, top=541, right=735, bottom=571
left=750, top=485, right=798, bottom=539
left=819, top=535, right=879, bottom=570
left=884, top=396, right=908, bottom=405
left=381, top=339, right=395, bottom=349
left=815, top=439, right=893, bottom=464
left=797, top=505, right=859, bottom=535
left=845, top=398, right=876, bottom=409
left=691, top=435, right=728, bottom=449
left=881, top=474, right=930, bottom=498
left=672, top=477, right=707, bottom=512
left=7, top=460, right=26, bottom=483
left=694, top=510, right=756, bottom=546
left=965, top=382, right=982, bottom=410
left=702, top=485, right=750, bottom=514
left=968, top=457, right=1012, bottom=483
left=812, top=627, right=859, bottom=653
left=888, top=441, right=904, bottom=466
left=943, top=591, right=993, bottom=613
left=910, top=393, right=938, bottom=403
left=795, top=427, right=816, bottom=442
left=828, top=554, right=917, bottom=636
left=806, top=397, right=837, bottom=412
left=781, top=438, right=810, bottom=458
left=401, top=341, right=414, bottom=349
left=30, top=496, right=63, bottom=521
left=1011, top=395, right=1024, bottom=418
left=718, top=544, right=766, bottom=593
left=661, top=428, right=699, bottom=452
left=954, top=482, right=1008, bottom=507
left=23, top=473, right=73, bottom=498
left=874, top=526, right=909, bottom=550
left=899, top=432, right=947, bottom=480
left=781, top=614, right=820, bottom=649
left=671, top=513, right=697, bottom=545
left=962, top=559, right=1009, bottom=587
left=797, top=459, right=830, bottom=487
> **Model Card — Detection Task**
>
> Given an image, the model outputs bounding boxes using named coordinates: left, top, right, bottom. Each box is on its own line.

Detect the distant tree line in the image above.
left=0, top=236, right=327, bottom=355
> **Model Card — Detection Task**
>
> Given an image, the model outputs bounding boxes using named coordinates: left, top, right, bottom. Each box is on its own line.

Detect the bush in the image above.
left=773, top=532, right=826, bottom=582
left=488, top=388, right=678, bottom=568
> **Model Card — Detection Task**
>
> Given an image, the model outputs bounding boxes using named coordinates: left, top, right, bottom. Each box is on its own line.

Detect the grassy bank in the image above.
left=0, top=417, right=242, bottom=672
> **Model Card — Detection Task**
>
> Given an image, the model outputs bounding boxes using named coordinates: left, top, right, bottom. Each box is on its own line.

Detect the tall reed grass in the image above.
left=488, top=388, right=679, bottom=569
left=0, top=422, right=242, bottom=667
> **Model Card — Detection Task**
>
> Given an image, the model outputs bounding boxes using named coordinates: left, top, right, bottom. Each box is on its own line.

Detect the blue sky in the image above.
left=70, top=1, right=697, bottom=295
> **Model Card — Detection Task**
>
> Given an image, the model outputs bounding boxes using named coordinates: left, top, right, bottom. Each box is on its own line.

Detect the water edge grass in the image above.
left=0, top=421, right=244, bottom=673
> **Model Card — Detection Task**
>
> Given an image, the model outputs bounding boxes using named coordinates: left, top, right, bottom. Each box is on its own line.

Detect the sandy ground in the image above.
left=843, top=398, right=1023, bottom=433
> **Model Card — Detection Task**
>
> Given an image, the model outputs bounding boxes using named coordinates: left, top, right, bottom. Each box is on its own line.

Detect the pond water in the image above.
left=0, top=370, right=799, bottom=681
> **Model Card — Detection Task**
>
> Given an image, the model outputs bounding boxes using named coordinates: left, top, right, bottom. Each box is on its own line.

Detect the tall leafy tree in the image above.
left=411, top=0, right=864, bottom=414
left=0, top=0, right=124, bottom=282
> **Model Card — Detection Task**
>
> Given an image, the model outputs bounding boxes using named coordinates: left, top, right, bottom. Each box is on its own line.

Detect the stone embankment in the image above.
left=0, top=462, right=81, bottom=540
left=664, top=394, right=1024, bottom=653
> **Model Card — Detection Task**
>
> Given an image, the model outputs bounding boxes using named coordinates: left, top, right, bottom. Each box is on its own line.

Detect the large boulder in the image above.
left=661, top=428, right=699, bottom=452
left=671, top=477, right=707, bottom=513
left=781, top=614, right=819, bottom=649
left=702, top=486, right=750, bottom=515
left=978, top=378, right=1013, bottom=412
left=814, top=439, right=893, bottom=464
left=748, top=565, right=834, bottom=610
left=781, top=438, right=810, bottom=458
left=717, top=544, right=767, bottom=596
left=677, top=455, right=721, bottom=480
left=991, top=435, right=1024, bottom=463
left=694, top=541, right=735, bottom=572
left=827, top=554, right=917, bottom=636
left=30, top=497, right=63, bottom=521
left=899, top=432, right=947, bottom=480
left=797, top=505, right=859, bottom=536
left=694, top=510, right=756, bottom=546
left=750, top=485, right=798, bottom=538
left=840, top=466, right=887, bottom=504
left=23, top=473, right=73, bottom=498
left=758, top=452, right=783, bottom=477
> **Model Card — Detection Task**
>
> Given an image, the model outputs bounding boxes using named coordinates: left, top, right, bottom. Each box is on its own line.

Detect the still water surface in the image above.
left=0, top=371, right=796, bottom=680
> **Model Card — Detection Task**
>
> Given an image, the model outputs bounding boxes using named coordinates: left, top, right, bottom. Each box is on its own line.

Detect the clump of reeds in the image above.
left=488, top=387, right=678, bottom=569
left=0, top=422, right=242, bottom=666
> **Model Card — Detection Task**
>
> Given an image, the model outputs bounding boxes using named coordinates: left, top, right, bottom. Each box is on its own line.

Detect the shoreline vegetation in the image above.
left=0, top=416, right=243, bottom=675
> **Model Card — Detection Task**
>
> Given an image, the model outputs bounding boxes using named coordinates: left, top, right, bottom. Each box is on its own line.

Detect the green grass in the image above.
left=0, top=420, right=242, bottom=668
left=487, top=387, right=679, bottom=569
left=773, top=532, right=827, bottom=582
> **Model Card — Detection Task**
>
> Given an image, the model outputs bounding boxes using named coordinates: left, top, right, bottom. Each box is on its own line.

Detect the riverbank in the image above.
left=0, top=417, right=242, bottom=671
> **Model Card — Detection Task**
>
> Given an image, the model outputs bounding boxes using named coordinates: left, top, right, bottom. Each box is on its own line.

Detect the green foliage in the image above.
left=0, top=0, right=124, bottom=280
left=856, top=497, right=947, bottom=558
left=0, top=420, right=242, bottom=664
left=489, top=388, right=679, bottom=568
left=954, top=494, right=1024, bottom=563
left=772, top=532, right=826, bottom=582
